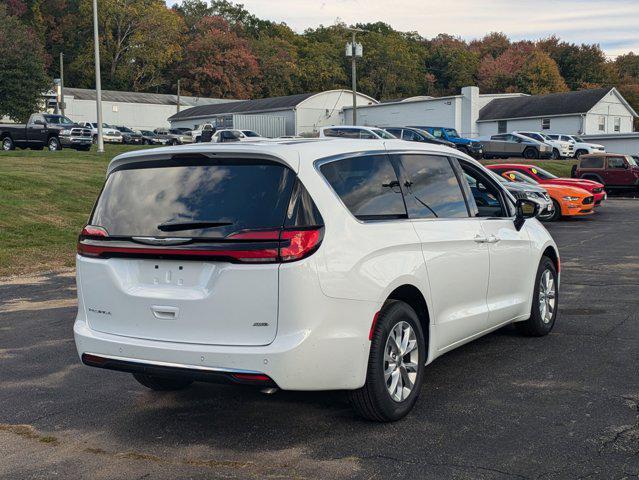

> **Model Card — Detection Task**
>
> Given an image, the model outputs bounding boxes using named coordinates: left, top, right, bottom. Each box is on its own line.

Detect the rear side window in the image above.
left=579, top=157, right=604, bottom=169
left=397, top=154, right=468, bottom=219
left=91, top=159, right=297, bottom=238
left=320, top=155, right=407, bottom=220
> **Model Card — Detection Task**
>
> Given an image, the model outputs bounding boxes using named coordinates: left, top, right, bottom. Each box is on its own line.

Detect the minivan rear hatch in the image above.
left=77, top=156, right=323, bottom=346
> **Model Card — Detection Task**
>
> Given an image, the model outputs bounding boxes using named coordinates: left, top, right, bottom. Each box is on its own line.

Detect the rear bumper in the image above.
left=81, top=352, right=277, bottom=387
left=74, top=289, right=375, bottom=392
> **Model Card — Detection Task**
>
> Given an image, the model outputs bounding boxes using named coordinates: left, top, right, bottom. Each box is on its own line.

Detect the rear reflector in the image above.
left=369, top=311, right=381, bottom=341
left=231, top=373, right=272, bottom=382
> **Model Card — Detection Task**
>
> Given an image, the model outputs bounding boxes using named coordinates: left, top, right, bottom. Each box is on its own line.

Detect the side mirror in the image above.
left=514, top=199, right=539, bottom=231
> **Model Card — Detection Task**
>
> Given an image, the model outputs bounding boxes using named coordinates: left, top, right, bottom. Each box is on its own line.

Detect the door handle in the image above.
left=486, top=235, right=501, bottom=244
left=474, top=234, right=488, bottom=243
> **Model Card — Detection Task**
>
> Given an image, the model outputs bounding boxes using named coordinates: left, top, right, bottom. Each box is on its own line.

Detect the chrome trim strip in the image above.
left=83, top=352, right=265, bottom=375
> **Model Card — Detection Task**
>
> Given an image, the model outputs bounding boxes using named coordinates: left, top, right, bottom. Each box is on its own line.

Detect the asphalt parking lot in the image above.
left=1, top=198, right=638, bottom=480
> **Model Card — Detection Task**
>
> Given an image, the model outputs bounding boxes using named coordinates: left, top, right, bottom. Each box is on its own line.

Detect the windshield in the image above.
left=572, top=136, right=584, bottom=142
left=529, top=166, right=557, bottom=180
left=140, top=130, right=155, bottom=136
left=242, top=130, right=260, bottom=137
left=504, top=171, right=539, bottom=185
left=413, top=128, right=437, bottom=141
left=539, top=133, right=552, bottom=141
left=91, top=161, right=296, bottom=239
left=118, top=126, right=133, bottom=133
left=626, top=156, right=638, bottom=166
left=372, top=129, right=396, bottom=139
left=43, top=115, right=74, bottom=125
left=444, top=128, right=460, bottom=138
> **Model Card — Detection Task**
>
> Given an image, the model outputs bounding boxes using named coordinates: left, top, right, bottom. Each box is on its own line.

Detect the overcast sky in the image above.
left=166, top=0, right=639, bottom=58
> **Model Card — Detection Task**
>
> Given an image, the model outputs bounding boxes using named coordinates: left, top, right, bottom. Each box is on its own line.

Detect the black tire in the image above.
left=195, top=136, right=201, bottom=143
left=171, top=139, right=178, bottom=146
left=2, top=136, right=15, bottom=151
left=516, top=256, right=558, bottom=336
left=77, top=145, right=91, bottom=151
left=47, top=137, right=61, bottom=151
left=349, top=300, right=426, bottom=422
left=92, top=134, right=98, bottom=144
left=133, top=374, right=193, bottom=391
left=545, top=199, right=561, bottom=221
left=551, top=148, right=560, bottom=160
left=144, top=139, right=150, bottom=145
left=523, top=147, right=538, bottom=159
left=575, top=149, right=587, bottom=159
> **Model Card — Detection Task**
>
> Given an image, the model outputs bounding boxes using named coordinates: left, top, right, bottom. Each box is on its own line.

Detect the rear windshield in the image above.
left=91, top=160, right=296, bottom=238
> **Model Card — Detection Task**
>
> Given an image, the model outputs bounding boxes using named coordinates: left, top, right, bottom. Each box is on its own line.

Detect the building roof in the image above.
left=168, top=92, right=317, bottom=121
left=478, top=88, right=620, bottom=121
left=64, top=87, right=234, bottom=107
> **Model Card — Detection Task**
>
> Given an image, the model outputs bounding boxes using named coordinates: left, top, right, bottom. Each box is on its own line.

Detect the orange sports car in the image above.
left=501, top=170, right=595, bottom=221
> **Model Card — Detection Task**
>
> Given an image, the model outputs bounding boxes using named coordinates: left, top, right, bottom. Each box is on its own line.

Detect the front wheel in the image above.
left=48, top=137, right=61, bottom=151
left=551, top=148, right=560, bottom=160
left=349, top=300, right=426, bottom=422
left=133, top=374, right=193, bottom=391
left=2, top=137, right=15, bottom=151
left=523, top=147, right=538, bottom=159
left=516, top=256, right=558, bottom=336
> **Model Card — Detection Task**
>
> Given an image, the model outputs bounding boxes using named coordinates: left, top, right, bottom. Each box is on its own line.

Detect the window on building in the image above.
left=541, top=118, right=551, bottom=130
left=112, top=105, right=119, bottom=112
left=598, top=116, right=606, bottom=131
left=320, top=155, right=407, bottom=221
left=497, top=120, right=507, bottom=134
left=397, top=154, right=469, bottom=219
left=614, top=117, right=621, bottom=132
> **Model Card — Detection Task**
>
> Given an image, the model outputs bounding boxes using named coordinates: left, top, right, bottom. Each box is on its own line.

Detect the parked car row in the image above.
left=316, top=125, right=620, bottom=220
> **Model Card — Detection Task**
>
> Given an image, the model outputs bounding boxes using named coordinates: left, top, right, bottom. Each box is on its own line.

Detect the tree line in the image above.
left=3, top=0, right=639, bottom=122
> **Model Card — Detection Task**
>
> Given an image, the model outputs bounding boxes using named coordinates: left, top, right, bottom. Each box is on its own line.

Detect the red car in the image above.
left=486, top=163, right=607, bottom=206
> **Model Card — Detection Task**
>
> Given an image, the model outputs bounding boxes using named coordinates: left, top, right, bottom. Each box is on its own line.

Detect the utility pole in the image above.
left=177, top=79, right=181, bottom=114
left=59, top=52, right=65, bottom=117
left=345, top=28, right=364, bottom=125
left=92, top=0, right=104, bottom=153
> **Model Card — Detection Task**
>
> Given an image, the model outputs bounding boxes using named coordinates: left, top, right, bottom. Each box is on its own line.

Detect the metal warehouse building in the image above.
left=168, top=90, right=378, bottom=137
left=57, top=88, right=236, bottom=131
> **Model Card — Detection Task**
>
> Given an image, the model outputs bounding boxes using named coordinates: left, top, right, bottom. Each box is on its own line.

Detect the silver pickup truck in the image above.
left=481, top=133, right=553, bottom=160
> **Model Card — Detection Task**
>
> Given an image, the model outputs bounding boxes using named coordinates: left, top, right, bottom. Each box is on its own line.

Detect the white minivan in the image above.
left=75, top=139, right=559, bottom=421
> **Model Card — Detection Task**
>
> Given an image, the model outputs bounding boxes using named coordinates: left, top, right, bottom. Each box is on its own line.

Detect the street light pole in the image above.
left=59, top=52, right=65, bottom=117
left=345, top=28, right=365, bottom=126
left=351, top=31, right=357, bottom=125
left=92, top=0, right=104, bottom=153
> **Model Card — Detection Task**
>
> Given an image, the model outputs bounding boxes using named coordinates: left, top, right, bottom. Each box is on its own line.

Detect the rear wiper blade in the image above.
left=157, top=221, right=233, bottom=232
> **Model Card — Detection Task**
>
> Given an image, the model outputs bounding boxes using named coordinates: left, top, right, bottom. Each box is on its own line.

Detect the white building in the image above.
left=169, top=90, right=378, bottom=137
left=343, top=86, right=637, bottom=139
left=477, top=87, right=637, bottom=136
left=55, top=88, right=236, bottom=131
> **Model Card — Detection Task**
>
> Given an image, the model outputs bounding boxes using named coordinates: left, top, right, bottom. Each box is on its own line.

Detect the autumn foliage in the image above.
left=4, top=0, right=639, bottom=121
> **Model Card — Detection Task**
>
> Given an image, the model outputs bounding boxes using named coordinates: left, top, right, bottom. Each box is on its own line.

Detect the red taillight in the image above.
left=77, top=227, right=322, bottom=263
left=231, top=373, right=271, bottom=382
left=81, top=225, right=108, bottom=237
left=280, top=229, right=322, bottom=262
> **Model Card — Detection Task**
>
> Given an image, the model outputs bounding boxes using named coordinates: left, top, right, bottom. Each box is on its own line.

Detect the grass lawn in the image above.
left=0, top=144, right=156, bottom=277
left=0, top=145, right=577, bottom=277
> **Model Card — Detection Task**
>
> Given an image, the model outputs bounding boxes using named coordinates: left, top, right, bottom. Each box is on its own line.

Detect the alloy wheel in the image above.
left=2, top=139, right=11, bottom=151
left=384, top=321, right=419, bottom=402
left=538, top=269, right=556, bottom=324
